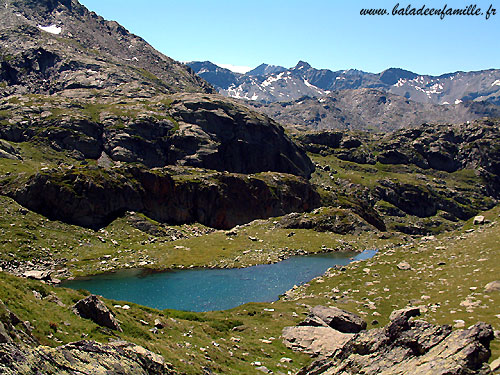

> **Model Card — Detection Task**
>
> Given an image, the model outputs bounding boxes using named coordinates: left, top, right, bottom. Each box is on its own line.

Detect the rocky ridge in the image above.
left=0, top=0, right=213, bottom=97
left=0, top=93, right=314, bottom=177
left=283, top=306, right=495, bottom=375
left=0, top=339, right=176, bottom=374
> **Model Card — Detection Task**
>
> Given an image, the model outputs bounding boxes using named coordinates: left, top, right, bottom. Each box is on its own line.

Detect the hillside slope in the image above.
left=0, top=0, right=213, bottom=97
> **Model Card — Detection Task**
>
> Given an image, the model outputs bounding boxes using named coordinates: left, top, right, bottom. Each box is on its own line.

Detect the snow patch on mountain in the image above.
left=38, top=24, right=62, bottom=34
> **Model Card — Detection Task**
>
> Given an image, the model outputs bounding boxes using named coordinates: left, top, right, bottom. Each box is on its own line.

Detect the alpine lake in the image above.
left=62, top=250, right=377, bottom=312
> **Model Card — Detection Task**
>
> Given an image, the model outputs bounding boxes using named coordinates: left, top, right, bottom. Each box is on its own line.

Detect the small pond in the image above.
left=62, top=249, right=376, bottom=312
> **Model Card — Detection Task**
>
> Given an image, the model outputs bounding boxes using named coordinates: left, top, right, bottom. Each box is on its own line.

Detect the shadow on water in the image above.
left=61, top=249, right=377, bottom=312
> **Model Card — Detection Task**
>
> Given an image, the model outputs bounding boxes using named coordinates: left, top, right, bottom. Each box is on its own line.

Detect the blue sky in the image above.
left=79, top=0, right=499, bottom=75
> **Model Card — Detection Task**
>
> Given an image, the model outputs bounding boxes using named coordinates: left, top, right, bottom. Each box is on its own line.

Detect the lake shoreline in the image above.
left=61, top=246, right=367, bottom=281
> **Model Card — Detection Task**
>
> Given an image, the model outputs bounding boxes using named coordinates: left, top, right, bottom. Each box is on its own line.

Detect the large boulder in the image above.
left=300, top=306, right=367, bottom=333
left=282, top=326, right=352, bottom=357
left=73, top=295, right=121, bottom=331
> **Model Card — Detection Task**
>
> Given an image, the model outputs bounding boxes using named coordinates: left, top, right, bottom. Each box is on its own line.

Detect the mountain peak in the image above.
left=294, top=61, right=312, bottom=70
left=246, top=63, right=286, bottom=77
left=379, top=67, right=418, bottom=85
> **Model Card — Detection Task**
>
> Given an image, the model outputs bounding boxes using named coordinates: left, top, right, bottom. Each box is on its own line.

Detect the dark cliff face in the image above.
left=7, top=166, right=320, bottom=230
left=168, top=94, right=315, bottom=177
left=0, top=0, right=213, bottom=97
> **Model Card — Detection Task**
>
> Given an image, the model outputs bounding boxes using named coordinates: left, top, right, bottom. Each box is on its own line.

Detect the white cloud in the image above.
left=215, top=63, right=253, bottom=74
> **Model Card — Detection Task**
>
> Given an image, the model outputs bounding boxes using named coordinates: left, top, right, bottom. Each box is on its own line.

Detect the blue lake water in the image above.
left=62, top=250, right=376, bottom=312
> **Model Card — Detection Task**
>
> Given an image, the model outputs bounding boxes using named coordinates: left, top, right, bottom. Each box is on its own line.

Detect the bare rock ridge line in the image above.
left=249, top=89, right=500, bottom=132
left=188, top=61, right=500, bottom=132
left=283, top=306, right=495, bottom=375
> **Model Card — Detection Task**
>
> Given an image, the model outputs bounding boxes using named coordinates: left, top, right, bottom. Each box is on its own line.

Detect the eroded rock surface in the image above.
left=0, top=340, right=176, bottom=375
left=284, top=306, right=495, bottom=375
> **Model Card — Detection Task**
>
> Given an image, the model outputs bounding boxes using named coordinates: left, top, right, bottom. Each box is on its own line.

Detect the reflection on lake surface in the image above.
left=62, top=250, right=376, bottom=312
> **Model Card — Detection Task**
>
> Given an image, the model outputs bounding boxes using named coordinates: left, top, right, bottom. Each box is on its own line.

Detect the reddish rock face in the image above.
left=8, top=165, right=320, bottom=230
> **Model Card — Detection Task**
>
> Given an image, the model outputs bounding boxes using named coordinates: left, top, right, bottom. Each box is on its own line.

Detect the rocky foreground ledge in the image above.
left=283, top=306, right=496, bottom=375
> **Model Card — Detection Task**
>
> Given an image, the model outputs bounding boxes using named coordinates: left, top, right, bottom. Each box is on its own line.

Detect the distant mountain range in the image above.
left=248, top=88, right=500, bottom=132
left=187, top=61, right=500, bottom=106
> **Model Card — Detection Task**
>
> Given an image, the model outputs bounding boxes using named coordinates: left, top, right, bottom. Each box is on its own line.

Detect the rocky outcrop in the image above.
left=0, top=94, right=314, bottom=177
left=0, top=140, right=21, bottom=160
left=6, top=165, right=320, bottom=229
left=167, top=93, right=315, bottom=177
left=73, top=295, right=121, bottom=331
left=0, top=299, right=37, bottom=346
left=298, top=120, right=500, bottom=184
left=0, top=340, right=176, bottom=374
left=277, top=207, right=378, bottom=235
left=284, top=306, right=495, bottom=375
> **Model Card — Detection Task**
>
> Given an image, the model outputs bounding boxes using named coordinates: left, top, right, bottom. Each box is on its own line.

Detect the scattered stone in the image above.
left=23, top=270, right=52, bottom=281
left=397, top=261, right=411, bottom=270
left=255, top=366, right=271, bottom=373
left=121, top=305, right=130, bottom=310
left=421, top=235, right=436, bottom=241
left=484, top=281, right=500, bottom=293
left=490, top=357, right=500, bottom=372
left=225, top=229, right=238, bottom=236
left=154, top=319, right=164, bottom=329
left=72, top=295, right=122, bottom=331
left=139, top=320, right=149, bottom=326
left=473, top=215, right=485, bottom=225
left=453, top=320, right=465, bottom=328
left=280, top=357, right=292, bottom=363
left=32, top=290, right=42, bottom=300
